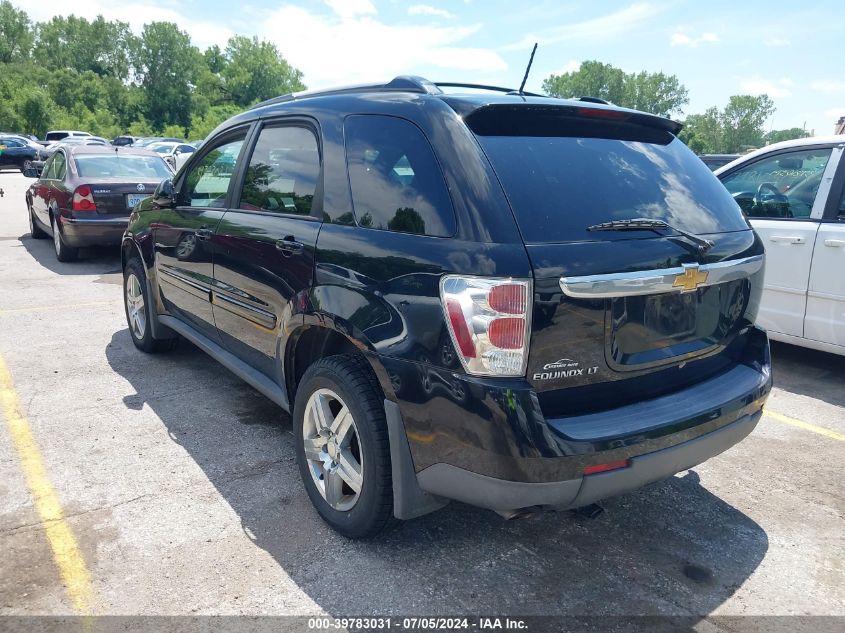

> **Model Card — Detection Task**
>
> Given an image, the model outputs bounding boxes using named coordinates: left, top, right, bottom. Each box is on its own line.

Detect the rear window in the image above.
left=75, top=155, right=172, bottom=179
left=476, top=122, right=748, bottom=244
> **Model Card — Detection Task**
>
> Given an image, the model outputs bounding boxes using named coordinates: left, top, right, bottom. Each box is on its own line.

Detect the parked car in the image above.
left=24, top=145, right=173, bottom=262
left=700, top=153, right=740, bottom=171
left=121, top=76, right=771, bottom=538
left=134, top=136, right=183, bottom=147
left=148, top=141, right=196, bottom=171
left=44, top=130, right=92, bottom=143
left=716, top=136, right=845, bottom=355
left=0, top=135, right=40, bottom=172
left=112, top=135, right=138, bottom=147
left=37, top=136, right=109, bottom=160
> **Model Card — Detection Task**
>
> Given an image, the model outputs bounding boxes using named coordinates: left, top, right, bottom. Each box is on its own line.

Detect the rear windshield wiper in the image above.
left=587, top=218, right=715, bottom=254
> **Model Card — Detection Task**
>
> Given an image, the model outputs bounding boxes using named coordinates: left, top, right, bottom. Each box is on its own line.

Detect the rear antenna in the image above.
left=518, top=43, right=538, bottom=96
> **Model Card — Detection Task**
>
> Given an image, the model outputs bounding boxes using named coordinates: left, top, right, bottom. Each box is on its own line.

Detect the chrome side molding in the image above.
left=560, top=254, right=764, bottom=299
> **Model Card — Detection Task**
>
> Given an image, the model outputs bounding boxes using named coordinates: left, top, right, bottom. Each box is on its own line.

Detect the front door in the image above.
left=211, top=122, right=322, bottom=381
left=153, top=130, right=249, bottom=342
left=720, top=145, right=836, bottom=337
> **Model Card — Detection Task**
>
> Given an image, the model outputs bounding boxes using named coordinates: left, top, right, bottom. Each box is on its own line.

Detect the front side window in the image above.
left=178, top=134, right=245, bottom=208
left=239, top=126, right=320, bottom=216
left=720, top=148, right=832, bottom=219
left=344, top=115, right=455, bottom=237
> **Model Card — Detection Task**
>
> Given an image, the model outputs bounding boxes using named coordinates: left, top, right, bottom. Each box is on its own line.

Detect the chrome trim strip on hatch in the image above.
left=560, top=254, right=764, bottom=299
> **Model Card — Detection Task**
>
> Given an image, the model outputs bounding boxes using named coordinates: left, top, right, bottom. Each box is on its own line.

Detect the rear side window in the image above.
left=52, top=152, right=66, bottom=180
left=345, top=115, right=455, bottom=237
left=240, top=125, right=320, bottom=216
left=475, top=119, right=749, bottom=244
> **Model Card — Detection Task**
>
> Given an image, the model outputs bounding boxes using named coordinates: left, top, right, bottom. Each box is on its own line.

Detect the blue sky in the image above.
left=18, top=0, right=845, bottom=135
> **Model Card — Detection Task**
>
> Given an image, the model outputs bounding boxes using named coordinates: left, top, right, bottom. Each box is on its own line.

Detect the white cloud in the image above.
left=763, top=37, right=790, bottom=47
left=554, top=60, right=581, bottom=75
left=739, top=77, right=794, bottom=98
left=503, top=3, right=663, bottom=51
left=408, top=5, right=454, bottom=19
left=15, top=0, right=233, bottom=49
left=825, top=107, right=845, bottom=119
left=811, top=80, right=845, bottom=95
left=671, top=31, right=719, bottom=47
left=257, top=5, right=506, bottom=88
left=324, top=0, right=377, bottom=19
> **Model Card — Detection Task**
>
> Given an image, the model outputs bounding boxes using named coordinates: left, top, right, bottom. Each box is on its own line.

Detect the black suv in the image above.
left=121, top=76, right=771, bottom=538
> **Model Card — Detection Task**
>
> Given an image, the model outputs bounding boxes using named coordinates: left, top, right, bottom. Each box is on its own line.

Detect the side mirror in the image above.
left=153, top=178, right=177, bottom=208
left=23, top=167, right=40, bottom=178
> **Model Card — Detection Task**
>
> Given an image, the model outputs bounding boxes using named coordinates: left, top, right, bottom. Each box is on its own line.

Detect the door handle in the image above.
left=276, top=237, right=303, bottom=254
left=195, top=227, right=213, bottom=240
left=824, top=239, right=845, bottom=248
left=769, top=235, right=805, bottom=244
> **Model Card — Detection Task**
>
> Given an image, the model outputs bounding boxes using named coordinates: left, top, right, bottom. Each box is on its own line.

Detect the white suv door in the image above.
left=805, top=173, right=845, bottom=350
left=719, top=146, right=839, bottom=339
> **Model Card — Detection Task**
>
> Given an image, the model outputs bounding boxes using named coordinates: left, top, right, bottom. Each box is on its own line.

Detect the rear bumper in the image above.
left=60, top=216, right=128, bottom=247
left=381, top=326, right=771, bottom=515
left=415, top=411, right=761, bottom=511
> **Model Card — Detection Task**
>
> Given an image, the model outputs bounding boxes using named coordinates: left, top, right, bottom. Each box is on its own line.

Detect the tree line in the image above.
left=0, top=1, right=305, bottom=140
left=1, top=1, right=807, bottom=151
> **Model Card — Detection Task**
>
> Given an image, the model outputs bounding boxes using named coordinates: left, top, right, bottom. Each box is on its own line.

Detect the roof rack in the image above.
left=434, top=82, right=546, bottom=98
left=249, top=76, right=442, bottom=110
left=249, top=76, right=554, bottom=111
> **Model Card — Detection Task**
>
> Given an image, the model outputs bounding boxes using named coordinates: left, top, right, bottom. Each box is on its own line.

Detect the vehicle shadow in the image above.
left=770, top=341, right=845, bottom=408
left=105, top=328, right=768, bottom=616
left=17, top=233, right=122, bottom=276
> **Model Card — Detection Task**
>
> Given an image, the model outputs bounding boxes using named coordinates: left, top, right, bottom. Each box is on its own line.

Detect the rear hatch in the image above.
left=73, top=153, right=172, bottom=216
left=468, top=104, right=763, bottom=416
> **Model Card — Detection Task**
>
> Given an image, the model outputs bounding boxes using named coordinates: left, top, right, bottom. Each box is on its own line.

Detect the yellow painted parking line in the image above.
left=0, top=353, right=94, bottom=613
left=0, top=300, right=118, bottom=316
left=765, top=409, right=845, bottom=442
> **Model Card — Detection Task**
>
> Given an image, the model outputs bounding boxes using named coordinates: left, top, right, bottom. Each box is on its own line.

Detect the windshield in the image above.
left=75, top=155, right=172, bottom=179
left=478, top=134, right=749, bottom=244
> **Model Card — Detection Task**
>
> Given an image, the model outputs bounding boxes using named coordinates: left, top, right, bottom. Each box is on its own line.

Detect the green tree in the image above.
left=34, top=15, right=134, bottom=78
left=681, top=107, right=723, bottom=154
left=221, top=35, right=305, bottom=106
left=721, top=94, right=775, bottom=153
left=542, top=60, right=689, bottom=117
left=15, top=87, right=53, bottom=136
left=764, top=127, right=809, bottom=145
left=134, top=22, right=201, bottom=131
left=0, top=0, right=33, bottom=63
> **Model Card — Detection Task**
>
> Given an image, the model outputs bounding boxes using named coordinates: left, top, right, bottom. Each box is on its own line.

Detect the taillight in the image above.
left=72, top=185, right=96, bottom=211
left=440, top=276, right=532, bottom=377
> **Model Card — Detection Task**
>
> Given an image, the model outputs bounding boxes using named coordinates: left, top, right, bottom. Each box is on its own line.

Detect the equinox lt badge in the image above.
left=534, top=358, right=598, bottom=381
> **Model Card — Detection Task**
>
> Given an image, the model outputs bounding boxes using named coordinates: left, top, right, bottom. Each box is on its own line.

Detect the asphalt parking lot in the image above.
left=0, top=170, right=843, bottom=623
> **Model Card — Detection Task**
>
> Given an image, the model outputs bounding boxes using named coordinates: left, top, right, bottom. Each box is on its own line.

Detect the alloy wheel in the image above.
left=302, top=388, right=364, bottom=511
left=125, top=273, right=147, bottom=339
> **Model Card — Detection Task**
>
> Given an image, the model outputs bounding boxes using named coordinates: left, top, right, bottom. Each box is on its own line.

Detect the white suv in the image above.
left=716, top=136, right=845, bottom=355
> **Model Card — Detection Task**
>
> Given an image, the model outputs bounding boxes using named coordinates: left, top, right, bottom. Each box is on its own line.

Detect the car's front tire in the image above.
left=294, top=354, right=395, bottom=539
left=123, top=256, right=177, bottom=353
left=50, top=214, right=77, bottom=262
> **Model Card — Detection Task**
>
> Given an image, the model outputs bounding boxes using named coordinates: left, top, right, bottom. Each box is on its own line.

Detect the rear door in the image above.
left=805, top=154, right=845, bottom=349
left=211, top=120, right=322, bottom=380
left=719, top=145, right=838, bottom=337
left=153, top=128, right=250, bottom=342
left=470, top=106, right=762, bottom=413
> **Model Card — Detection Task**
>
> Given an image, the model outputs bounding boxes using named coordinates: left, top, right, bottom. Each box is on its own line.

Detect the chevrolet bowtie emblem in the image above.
left=673, top=265, right=709, bottom=291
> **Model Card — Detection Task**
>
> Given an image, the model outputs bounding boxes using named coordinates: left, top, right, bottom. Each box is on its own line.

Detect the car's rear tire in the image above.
left=50, top=214, right=77, bottom=262
left=294, top=354, right=395, bottom=539
left=28, top=203, right=47, bottom=239
left=123, top=256, right=177, bottom=353
left=20, top=159, right=33, bottom=174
